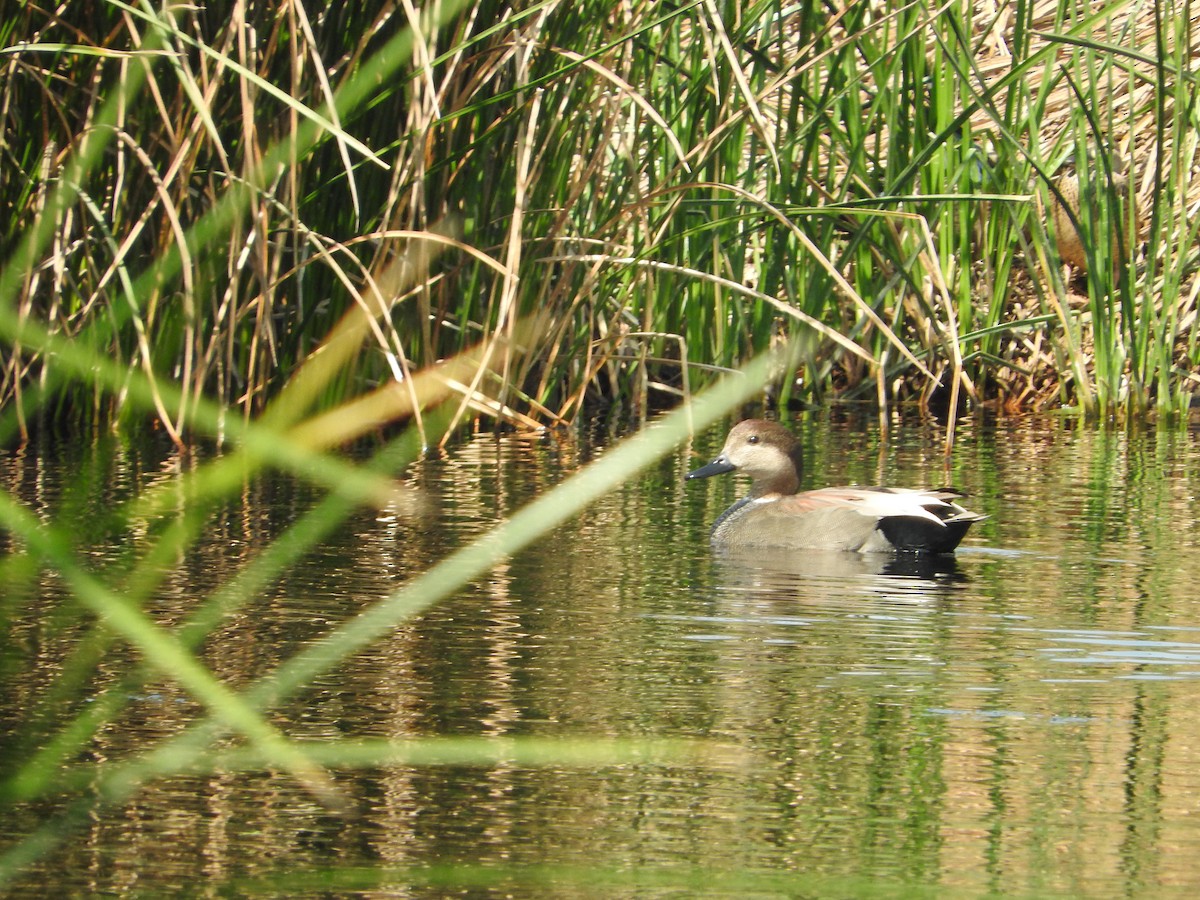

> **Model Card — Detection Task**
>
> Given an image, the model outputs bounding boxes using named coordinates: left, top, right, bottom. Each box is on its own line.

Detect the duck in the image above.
left=686, top=419, right=985, bottom=553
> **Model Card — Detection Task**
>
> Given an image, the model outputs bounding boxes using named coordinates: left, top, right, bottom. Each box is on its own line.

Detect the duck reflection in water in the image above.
left=687, top=420, right=985, bottom=555
left=712, top=544, right=968, bottom=583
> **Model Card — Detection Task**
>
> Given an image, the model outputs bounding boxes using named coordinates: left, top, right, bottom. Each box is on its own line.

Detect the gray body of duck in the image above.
left=686, top=419, right=985, bottom=554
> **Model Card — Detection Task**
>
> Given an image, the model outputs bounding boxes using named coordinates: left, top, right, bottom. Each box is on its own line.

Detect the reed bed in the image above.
left=1, top=0, right=1197, bottom=441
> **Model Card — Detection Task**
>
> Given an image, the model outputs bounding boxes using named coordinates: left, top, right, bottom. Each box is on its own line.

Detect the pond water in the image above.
left=4, top=411, right=1200, bottom=897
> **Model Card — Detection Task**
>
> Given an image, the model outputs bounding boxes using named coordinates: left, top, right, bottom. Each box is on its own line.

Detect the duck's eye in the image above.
left=747, top=435, right=759, bottom=444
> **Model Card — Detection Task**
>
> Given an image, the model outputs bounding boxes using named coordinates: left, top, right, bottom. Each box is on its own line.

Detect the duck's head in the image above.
left=686, top=419, right=803, bottom=496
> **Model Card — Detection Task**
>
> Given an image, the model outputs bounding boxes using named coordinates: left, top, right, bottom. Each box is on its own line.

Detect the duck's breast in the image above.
left=711, top=493, right=887, bottom=552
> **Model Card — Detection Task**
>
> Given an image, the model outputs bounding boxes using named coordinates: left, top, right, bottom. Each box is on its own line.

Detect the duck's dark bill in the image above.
left=686, top=458, right=737, bottom=480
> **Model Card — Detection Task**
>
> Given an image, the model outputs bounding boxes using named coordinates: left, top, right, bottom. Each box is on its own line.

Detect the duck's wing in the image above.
left=800, top=487, right=987, bottom=552
left=778, top=486, right=961, bottom=523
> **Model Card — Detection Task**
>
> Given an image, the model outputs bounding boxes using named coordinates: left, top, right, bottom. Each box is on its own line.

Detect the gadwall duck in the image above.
left=687, top=419, right=985, bottom=553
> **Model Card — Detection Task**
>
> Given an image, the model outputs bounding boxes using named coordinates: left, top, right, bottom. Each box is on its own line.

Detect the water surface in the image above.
left=3, top=413, right=1200, bottom=896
